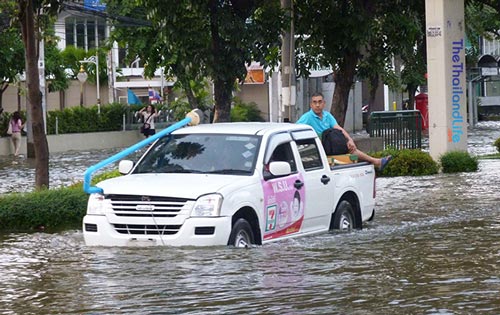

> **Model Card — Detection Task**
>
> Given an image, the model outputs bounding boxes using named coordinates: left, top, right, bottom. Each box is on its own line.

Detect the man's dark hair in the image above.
left=311, top=92, right=324, bottom=98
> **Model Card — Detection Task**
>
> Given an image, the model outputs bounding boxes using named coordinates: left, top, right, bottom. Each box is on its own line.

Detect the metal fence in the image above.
left=368, top=110, right=423, bottom=149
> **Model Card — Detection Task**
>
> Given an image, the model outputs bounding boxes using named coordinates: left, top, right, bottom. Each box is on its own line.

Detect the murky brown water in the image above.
left=1, top=122, right=500, bottom=314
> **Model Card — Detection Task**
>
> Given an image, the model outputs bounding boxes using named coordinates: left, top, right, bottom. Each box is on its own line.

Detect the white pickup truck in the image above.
left=83, top=122, right=376, bottom=247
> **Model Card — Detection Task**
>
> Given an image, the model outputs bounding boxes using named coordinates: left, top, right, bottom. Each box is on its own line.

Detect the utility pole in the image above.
left=94, top=17, right=100, bottom=108
left=107, top=25, right=116, bottom=103
left=39, top=37, right=47, bottom=134
left=281, top=0, right=296, bottom=122
left=425, top=0, right=467, bottom=160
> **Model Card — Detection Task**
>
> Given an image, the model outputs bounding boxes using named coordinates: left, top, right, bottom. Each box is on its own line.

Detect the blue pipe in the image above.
left=83, top=117, right=192, bottom=194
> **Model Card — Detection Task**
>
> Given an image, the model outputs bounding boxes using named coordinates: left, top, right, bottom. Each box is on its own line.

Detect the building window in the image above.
left=65, top=17, right=105, bottom=51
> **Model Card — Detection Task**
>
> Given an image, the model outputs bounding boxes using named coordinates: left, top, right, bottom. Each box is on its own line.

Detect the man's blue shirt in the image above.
left=296, top=109, right=338, bottom=136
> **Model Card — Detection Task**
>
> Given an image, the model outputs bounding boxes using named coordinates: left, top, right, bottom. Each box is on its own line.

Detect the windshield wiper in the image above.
left=205, top=169, right=248, bottom=175
left=165, top=169, right=198, bottom=173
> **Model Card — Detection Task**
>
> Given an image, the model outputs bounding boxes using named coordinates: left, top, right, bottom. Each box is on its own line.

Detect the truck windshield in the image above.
left=133, top=133, right=261, bottom=175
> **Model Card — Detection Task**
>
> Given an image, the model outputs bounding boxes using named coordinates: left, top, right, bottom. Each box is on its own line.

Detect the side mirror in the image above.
left=267, top=161, right=291, bottom=177
left=118, top=160, right=134, bottom=175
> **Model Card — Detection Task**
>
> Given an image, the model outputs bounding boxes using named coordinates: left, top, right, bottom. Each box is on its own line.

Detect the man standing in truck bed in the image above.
left=296, top=92, right=391, bottom=171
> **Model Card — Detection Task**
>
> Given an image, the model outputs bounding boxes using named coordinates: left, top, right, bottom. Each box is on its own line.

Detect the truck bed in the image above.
left=330, top=161, right=371, bottom=170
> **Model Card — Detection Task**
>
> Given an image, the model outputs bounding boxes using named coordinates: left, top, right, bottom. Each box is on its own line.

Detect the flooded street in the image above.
left=0, top=149, right=127, bottom=194
left=1, top=122, right=500, bottom=314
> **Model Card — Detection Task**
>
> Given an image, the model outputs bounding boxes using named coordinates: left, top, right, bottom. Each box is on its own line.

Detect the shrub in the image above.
left=231, top=99, right=264, bottom=122
left=495, top=137, right=500, bottom=153
left=440, top=150, right=478, bottom=173
left=0, top=170, right=121, bottom=233
left=372, top=148, right=439, bottom=177
left=46, top=103, right=128, bottom=134
left=0, top=187, right=88, bottom=232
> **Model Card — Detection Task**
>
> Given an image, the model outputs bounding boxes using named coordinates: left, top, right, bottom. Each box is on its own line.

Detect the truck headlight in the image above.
left=87, top=193, right=111, bottom=215
left=191, top=194, right=222, bottom=217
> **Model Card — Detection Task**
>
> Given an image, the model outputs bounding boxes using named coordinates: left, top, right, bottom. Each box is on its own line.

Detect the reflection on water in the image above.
left=0, top=148, right=145, bottom=194
left=0, top=122, right=500, bottom=314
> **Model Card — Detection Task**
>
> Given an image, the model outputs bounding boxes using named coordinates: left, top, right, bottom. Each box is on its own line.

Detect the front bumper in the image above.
left=83, top=215, right=232, bottom=247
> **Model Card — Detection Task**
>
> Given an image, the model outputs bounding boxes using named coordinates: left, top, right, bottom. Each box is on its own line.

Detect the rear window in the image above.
left=296, top=138, right=323, bottom=170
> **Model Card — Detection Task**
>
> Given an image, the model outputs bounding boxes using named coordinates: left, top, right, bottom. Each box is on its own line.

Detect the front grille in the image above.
left=105, top=194, right=192, bottom=217
left=113, top=224, right=182, bottom=235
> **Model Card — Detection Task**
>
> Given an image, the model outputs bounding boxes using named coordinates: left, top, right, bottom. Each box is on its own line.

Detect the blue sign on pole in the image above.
left=84, top=0, right=106, bottom=11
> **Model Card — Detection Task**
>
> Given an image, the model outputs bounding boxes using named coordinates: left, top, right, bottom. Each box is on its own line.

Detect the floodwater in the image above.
left=1, top=122, right=500, bottom=314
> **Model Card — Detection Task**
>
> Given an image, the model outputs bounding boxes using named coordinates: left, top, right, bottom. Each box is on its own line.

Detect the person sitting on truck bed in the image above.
left=296, top=92, right=392, bottom=171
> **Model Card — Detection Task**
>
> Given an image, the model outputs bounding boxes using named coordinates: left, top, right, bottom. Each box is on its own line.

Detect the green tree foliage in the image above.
left=463, top=1, right=500, bottom=67
left=0, top=2, right=70, bottom=106
left=0, top=2, right=24, bottom=111
left=295, top=0, right=428, bottom=125
left=45, top=40, right=70, bottom=93
left=104, top=0, right=284, bottom=122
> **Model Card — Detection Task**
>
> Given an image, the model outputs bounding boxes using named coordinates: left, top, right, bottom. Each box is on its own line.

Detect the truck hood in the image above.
left=96, top=173, right=251, bottom=199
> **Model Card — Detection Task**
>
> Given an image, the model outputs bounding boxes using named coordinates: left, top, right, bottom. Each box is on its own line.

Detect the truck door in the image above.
left=261, top=134, right=305, bottom=241
left=292, top=133, right=334, bottom=233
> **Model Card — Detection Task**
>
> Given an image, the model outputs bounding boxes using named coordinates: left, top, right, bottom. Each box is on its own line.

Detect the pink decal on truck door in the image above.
left=262, top=174, right=305, bottom=240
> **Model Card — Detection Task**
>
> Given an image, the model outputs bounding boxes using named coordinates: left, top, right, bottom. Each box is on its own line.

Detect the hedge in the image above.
left=0, top=187, right=88, bottom=232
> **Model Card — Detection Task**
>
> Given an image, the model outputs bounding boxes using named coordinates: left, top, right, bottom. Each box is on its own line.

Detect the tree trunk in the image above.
left=172, top=63, right=199, bottom=109
left=212, top=77, right=232, bottom=123
left=19, top=0, right=49, bottom=190
left=0, top=82, right=5, bottom=111
left=208, top=0, right=232, bottom=123
left=368, top=74, right=379, bottom=112
left=331, top=53, right=359, bottom=127
left=407, top=84, right=418, bottom=110
left=185, top=86, right=199, bottom=109
left=59, top=90, right=65, bottom=110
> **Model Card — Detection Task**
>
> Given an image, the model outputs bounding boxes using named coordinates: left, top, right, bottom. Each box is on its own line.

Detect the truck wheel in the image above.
left=227, top=218, right=255, bottom=248
left=331, top=200, right=355, bottom=231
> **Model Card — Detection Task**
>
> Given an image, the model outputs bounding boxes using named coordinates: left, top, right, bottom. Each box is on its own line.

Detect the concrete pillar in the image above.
left=425, top=0, right=468, bottom=160
left=281, top=0, right=296, bottom=122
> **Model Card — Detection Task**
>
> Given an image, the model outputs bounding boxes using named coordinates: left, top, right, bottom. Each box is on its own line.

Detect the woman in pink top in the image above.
left=9, top=111, right=24, bottom=156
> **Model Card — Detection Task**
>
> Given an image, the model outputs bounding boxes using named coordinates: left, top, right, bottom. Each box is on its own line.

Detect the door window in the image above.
left=269, top=143, right=297, bottom=172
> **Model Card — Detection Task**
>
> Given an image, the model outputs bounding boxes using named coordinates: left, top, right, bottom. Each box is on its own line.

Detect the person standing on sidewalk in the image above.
left=137, top=105, right=159, bottom=138
left=8, top=111, right=24, bottom=156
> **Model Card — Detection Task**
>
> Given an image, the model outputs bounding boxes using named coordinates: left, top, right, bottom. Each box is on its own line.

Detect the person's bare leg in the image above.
left=14, top=140, right=20, bottom=156
left=352, top=149, right=382, bottom=168
left=12, top=135, right=20, bottom=156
